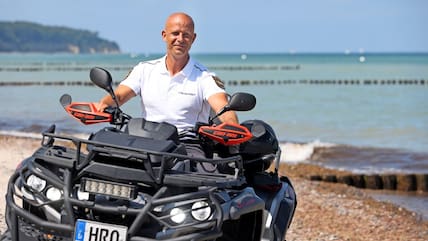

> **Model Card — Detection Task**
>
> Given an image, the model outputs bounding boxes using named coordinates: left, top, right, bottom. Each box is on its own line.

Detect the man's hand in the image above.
left=94, top=102, right=109, bottom=112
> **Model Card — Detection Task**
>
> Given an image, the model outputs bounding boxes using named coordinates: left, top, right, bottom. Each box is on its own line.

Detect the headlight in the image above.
left=170, top=208, right=186, bottom=224
left=191, top=201, right=211, bottom=221
left=26, top=175, right=46, bottom=192
left=46, top=187, right=62, bottom=201
left=81, top=178, right=135, bottom=199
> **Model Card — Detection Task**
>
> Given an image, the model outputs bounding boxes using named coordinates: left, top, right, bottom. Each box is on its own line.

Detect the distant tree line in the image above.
left=0, top=21, right=120, bottom=53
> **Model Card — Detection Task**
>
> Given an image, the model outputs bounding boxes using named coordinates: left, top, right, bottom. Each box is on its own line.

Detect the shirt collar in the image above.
left=181, top=57, right=194, bottom=77
left=161, top=55, right=194, bottom=77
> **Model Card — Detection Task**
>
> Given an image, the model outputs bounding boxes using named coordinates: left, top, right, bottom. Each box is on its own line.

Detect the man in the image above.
left=98, top=12, right=238, bottom=159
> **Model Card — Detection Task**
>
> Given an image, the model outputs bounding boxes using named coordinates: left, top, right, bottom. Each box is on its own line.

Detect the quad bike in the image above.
left=1, top=67, right=296, bottom=241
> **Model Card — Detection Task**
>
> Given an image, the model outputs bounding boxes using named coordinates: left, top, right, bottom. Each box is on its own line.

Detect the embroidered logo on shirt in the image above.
left=178, top=91, right=196, bottom=96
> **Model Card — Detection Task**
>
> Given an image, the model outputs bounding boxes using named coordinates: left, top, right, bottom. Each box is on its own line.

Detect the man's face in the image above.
left=162, top=15, right=196, bottom=58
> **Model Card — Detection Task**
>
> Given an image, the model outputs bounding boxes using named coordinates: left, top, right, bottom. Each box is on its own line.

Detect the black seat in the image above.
left=90, top=128, right=178, bottom=153
left=125, top=118, right=179, bottom=144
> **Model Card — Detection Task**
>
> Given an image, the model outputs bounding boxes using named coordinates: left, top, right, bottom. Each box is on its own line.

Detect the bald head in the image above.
left=164, top=12, right=195, bottom=32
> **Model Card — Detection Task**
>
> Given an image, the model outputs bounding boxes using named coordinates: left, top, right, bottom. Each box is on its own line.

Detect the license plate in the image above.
left=74, top=219, right=127, bottom=241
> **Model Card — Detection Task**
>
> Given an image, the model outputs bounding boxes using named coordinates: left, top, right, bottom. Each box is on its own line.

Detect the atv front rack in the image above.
left=40, top=125, right=246, bottom=188
left=6, top=169, right=226, bottom=241
left=3, top=126, right=248, bottom=240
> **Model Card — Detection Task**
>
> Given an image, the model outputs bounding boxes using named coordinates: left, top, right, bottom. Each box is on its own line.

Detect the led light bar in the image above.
left=81, top=178, right=136, bottom=199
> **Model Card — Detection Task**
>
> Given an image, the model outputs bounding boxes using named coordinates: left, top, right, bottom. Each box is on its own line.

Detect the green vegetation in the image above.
left=0, top=21, right=120, bottom=53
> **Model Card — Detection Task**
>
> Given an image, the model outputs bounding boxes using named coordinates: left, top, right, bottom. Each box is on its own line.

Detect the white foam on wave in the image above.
left=279, top=140, right=336, bottom=163
left=0, top=130, right=90, bottom=140
left=0, top=130, right=43, bottom=139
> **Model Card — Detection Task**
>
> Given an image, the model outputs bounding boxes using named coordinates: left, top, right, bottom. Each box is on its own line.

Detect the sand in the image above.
left=0, top=134, right=427, bottom=240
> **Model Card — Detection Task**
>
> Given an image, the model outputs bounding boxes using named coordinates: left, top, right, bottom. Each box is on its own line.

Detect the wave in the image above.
left=279, top=140, right=336, bottom=163
left=280, top=140, right=428, bottom=174
left=0, top=129, right=90, bottom=140
left=0, top=130, right=44, bottom=139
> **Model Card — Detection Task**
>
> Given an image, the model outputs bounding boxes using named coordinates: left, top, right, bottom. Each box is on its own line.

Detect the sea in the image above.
left=1, top=52, right=427, bottom=218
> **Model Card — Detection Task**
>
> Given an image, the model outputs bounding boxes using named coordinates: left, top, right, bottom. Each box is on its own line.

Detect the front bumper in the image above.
left=5, top=171, right=225, bottom=241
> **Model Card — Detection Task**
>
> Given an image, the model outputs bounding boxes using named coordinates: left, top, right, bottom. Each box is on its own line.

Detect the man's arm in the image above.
left=207, top=92, right=239, bottom=124
left=97, top=84, right=136, bottom=111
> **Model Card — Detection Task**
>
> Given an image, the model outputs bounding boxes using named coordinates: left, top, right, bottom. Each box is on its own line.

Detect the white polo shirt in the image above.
left=121, top=55, right=225, bottom=133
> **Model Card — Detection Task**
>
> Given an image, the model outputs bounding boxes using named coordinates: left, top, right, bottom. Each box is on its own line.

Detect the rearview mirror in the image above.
left=89, top=67, right=120, bottom=108
left=209, top=92, right=256, bottom=124
left=90, top=67, right=114, bottom=95
left=227, top=92, right=256, bottom=111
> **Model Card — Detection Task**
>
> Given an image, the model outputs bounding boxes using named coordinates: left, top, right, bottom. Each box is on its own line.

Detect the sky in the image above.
left=1, top=0, right=427, bottom=54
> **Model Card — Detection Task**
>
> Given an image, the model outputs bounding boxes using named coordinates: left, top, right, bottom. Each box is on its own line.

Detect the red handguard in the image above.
left=64, top=102, right=112, bottom=125
left=198, top=122, right=253, bottom=145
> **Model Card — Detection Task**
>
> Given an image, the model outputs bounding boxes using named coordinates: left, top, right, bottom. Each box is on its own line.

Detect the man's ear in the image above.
left=161, top=30, right=167, bottom=41
left=192, top=33, right=197, bottom=44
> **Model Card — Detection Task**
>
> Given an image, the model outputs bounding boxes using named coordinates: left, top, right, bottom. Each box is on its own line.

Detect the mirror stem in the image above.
left=112, top=95, right=120, bottom=109
left=209, top=107, right=228, bottom=125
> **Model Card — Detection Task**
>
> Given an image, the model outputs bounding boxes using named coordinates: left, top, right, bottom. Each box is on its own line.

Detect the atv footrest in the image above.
left=163, top=172, right=245, bottom=188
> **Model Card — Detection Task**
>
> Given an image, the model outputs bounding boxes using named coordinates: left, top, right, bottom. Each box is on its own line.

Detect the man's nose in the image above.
left=177, top=33, right=183, bottom=41
left=176, top=33, right=184, bottom=41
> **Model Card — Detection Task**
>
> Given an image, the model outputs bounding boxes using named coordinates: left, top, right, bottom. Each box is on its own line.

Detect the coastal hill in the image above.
left=0, top=21, right=120, bottom=54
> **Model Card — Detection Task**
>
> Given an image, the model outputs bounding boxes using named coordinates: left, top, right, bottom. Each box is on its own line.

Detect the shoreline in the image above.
left=1, top=134, right=428, bottom=240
